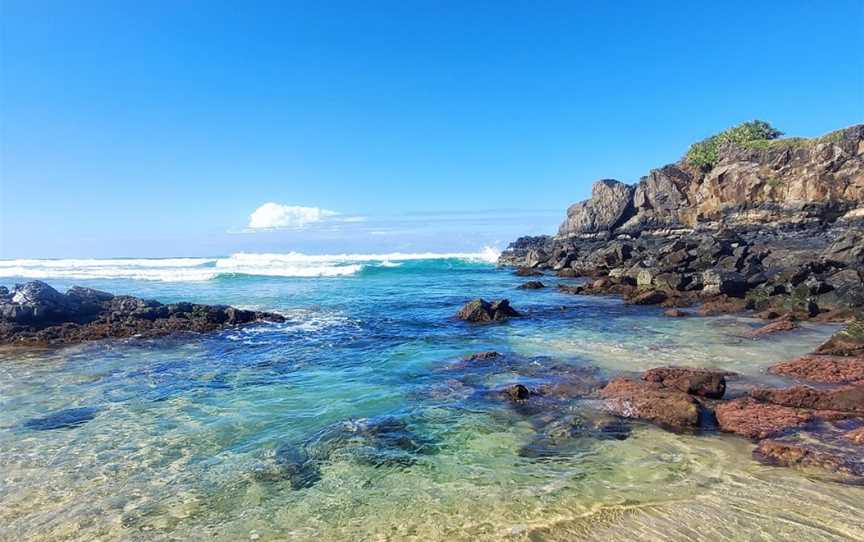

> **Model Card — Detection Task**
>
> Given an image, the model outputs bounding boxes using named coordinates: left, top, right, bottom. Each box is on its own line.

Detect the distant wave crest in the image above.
left=0, top=247, right=500, bottom=282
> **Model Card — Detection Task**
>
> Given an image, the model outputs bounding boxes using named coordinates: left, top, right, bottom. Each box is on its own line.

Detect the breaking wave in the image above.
left=0, top=248, right=500, bottom=282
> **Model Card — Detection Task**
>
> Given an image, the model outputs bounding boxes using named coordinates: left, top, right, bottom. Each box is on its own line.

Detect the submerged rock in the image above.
left=0, top=281, right=285, bottom=346
left=746, top=317, right=798, bottom=338
left=23, top=406, right=99, bottom=430
left=754, top=439, right=864, bottom=480
left=253, top=444, right=322, bottom=490
left=463, top=351, right=501, bottom=362
left=456, top=298, right=521, bottom=323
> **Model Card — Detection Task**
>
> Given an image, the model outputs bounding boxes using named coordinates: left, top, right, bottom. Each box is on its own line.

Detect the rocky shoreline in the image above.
left=492, top=122, right=864, bottom=482
left=0, top=280, right=284, bottom=346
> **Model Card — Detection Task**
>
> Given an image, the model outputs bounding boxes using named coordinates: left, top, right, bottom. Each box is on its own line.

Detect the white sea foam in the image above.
left=0, top=247, right=500, bottom=282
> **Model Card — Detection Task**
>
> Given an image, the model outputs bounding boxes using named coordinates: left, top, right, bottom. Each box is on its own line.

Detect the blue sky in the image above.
left=1, top=1, right=862, bottom=258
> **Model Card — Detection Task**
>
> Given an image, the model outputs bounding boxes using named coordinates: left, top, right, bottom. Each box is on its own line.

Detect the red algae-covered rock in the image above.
left=769, top=355, right=864, bottom=385
left=642, top=366, right=731, bottom=399
left=599, top=378, right=701, bottom=432
left=753, top=440, right=864, bottom=479
left=697, top=296, right=748, bottom=316
left=746, top=317, right=798, bottom=338
left=625, top=289, right=668, bottom=306
left=749, top=384, right=864, bottom=414
left=714, top=398, right=814, bottom=440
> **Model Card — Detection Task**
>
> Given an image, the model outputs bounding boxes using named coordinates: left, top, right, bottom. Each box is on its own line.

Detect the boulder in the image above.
left=503, top=383, right=531, bottom=402
left=514, top=268, right=543, bottom=277
left=599, top=378, right=702, bottom=432
left=702, top=270, right=748, bottom=297
left=769, top=355, right=864, bottom=384
left=456, top=299, right=521, bottom=323
left=697, top=295, right=748, bottom=316
left=642, top=366, right=730, bottom=398
left=664, top=308, right=687, bottom=317
left=3, top=281, right=72, bottom=324
left=558, top=179, right=635, bottom=236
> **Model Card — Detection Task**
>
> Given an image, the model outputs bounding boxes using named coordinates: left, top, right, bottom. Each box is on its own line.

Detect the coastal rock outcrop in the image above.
left=0, top=280, right=285, bottom=346
left=599, top=378, right=703, bottom=432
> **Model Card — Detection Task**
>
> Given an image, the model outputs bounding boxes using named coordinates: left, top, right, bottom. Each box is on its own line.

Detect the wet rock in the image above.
left=600, top=378, right=702, bottom=432
left=514, top=268, right=544, bottom=277
left=557, top=284, right=584, bottom=295
left=556, top=268, right=579, bottom=278
left=23, top=406, right=98, bottom=430
left=456, top=298, right=521, bottom=323
left=746, top=316, right=798, bottom=338
left=519, top=412, right=631, bottom=458
left=517, top=281, right=545, bottom=290
left=814, top=319, right=864, bottom=357
left=754, top=440, right=864, bottom=479
left=715, top=398, right=814, bottom=439
left=642, top=367, right=730, bottom=399
left=626, top=289, right=668, bottom=306
left=503, top=383, right=531, bottom=402
left=463, top=351, right=501, bottom=362
left=663, top=308, right=687, bottom=317
left=750, top=384, right=864, bottom=414
left=769, top=355, right=864, bottom=385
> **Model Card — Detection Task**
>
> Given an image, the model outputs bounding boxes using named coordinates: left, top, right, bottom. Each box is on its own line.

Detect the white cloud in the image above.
left=248, top=203, right=339, bottom=230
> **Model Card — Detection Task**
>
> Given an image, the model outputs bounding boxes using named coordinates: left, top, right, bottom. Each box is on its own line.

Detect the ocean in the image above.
left=1, top=252, right=862, bottom=541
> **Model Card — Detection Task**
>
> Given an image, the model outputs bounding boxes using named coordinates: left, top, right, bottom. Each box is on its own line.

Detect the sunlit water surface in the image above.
left=1, top=259, right=862, bottom=541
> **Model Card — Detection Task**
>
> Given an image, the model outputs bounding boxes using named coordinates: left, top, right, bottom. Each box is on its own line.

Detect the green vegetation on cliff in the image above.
left=686, top=120, right=783, bottom=170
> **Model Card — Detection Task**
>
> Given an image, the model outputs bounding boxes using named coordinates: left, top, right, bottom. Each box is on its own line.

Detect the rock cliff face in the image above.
left=555, top=124, right=864, bottom=238
left=500, top=124, right=864, bottom=317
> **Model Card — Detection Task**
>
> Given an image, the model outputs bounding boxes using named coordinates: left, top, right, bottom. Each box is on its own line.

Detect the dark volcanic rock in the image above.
left=769, top=355, right=864, bottom=385
left=463, top=351, right=501, bottom=362
left=503, top=383, right=531, bottom=402
left=517, top=281, right=545, bottom=290
left=599, top=378, right=702, bottom=432
left=642, top=366, right=730, bottom=399
left=456, top=298, right=521, bottom=323
left=0, top=281, right=285, bottom=346
left=514, top=268, right=544, bottom=277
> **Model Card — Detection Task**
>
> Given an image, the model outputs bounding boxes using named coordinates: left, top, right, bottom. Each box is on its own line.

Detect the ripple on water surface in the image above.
left=0, top=267, right=862, bottom=541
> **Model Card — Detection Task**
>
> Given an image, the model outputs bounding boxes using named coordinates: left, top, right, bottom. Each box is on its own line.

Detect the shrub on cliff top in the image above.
left=686, top=120, right=783, bottom=171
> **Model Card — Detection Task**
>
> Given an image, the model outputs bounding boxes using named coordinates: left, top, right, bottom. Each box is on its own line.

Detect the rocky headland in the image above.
left=499, top=122, right=864, bottom=321
left=496, top=121, right=864, bottom=482
left=0, top=280, right=284, bottom=346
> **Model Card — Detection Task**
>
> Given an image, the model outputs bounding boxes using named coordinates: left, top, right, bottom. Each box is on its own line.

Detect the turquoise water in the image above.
left=1, top=257, right=862, bottom=541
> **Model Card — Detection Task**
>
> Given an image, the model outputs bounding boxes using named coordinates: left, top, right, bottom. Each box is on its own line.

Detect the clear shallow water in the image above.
left=1, top=257, right=862, bottom=541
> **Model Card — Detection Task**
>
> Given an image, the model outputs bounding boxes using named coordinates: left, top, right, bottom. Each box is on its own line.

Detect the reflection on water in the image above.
left=1, top=265, right=862, bottom=541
